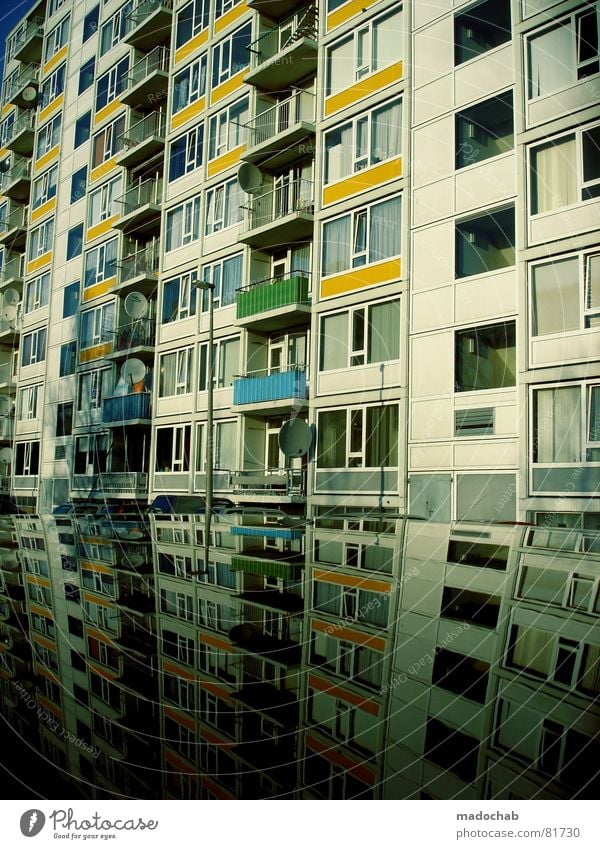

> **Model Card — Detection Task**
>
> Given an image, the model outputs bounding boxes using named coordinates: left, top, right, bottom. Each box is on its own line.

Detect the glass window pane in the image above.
left=532, top=257, right=580, bottom=335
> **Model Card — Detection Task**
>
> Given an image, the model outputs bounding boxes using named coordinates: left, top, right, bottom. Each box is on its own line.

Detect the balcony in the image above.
left=116, top=588, right=155, bottom=616
left=121, top=47, right=170, bottom=109
left=102, top=392, right=152, bottom=426
left=246, top=5, right=318, bottom=91
left=116, top=112, right=165, bottom=170
left=0, top=206, right=28, bottom=251
left=0, top=358, right=14, bottom=389
left=233, top=367, right=307, bottom=413
left=114, top=179, right=162, bottom=236
left=72, top=472, right=149, bottom=496
left=5, top=64, right=39, bottom=110
left=240, top=179, right=313, bottom=248
left=248, top=0, right=302, bottom=17
left=104, top=318, right=156, bottom=362
left=242, top=90, right=315, bottom=169
left=0, top=256, right=24, bottom=291
left=229, top=620, right=302, bottom=666
left=0, top=412, right=14, bottom=442
left=230, top=468, right=307, bottom=502
left=13, top=18, right=44, bottom=63
left=0, top=157, right=31, bottom=202
left=0, top=317, right=21, bottom=349
left=116, top=242, right=160, bottom=296
left=5, top=113, right=35, bottom=156
left=115, top=659, right=157, bottom=700
left=125, top=0, right=173, bottom=50
left=236, top=273, right=310, bottom=331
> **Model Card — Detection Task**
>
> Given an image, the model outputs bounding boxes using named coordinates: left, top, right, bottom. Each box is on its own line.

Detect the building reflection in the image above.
left=0, top=512, right=598, bottom=800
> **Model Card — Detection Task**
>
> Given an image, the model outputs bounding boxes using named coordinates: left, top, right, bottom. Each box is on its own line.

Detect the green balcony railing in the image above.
left=236, top=273, right=309, bottom=320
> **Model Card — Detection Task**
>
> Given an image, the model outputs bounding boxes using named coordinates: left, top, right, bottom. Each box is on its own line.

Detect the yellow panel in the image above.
left=210, top=70, right=245, bottom=106
left=327, top=0, right=378, bottom=32
left=171, top=96, right=206, bottom=131
left=30, top=196, right=57, bottom=223
left=325, top=61, right=403, bottom=117
left=207, top=144, right=246, bottom=177
left=79, top=341, right=112, bottom=363
left=90, top=157, right=117, bottom=184
left=27, top=251, right=52, bottom=275
left=174, top=28, right=208, bottom=66
left=34, top=144, right=60, bottom=174
left=214, top=3, right=249, bottom=34
left=38, top=93, right=64, bottom=124
left=86, top=215, right=119, bottom=243
left=321, top=257, right=401, bottom=299
left=42, top=44, right=68, bottom=77
left=82, top=277, right=115, bottom=302
left=0, top=147, right=7, bottom=159
left=94, top=100, right=122, bottom=127
left=323, top=158, right=402, bottom=206
left=1, top=103, right=15, bottom=118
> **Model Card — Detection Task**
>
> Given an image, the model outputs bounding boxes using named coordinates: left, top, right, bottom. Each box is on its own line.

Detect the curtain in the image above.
left=166, top=206, right=183, bottom=251
left=358, top=590, right=389, bottom=627
left=369, top=196, right=401, bottom=263
left=536, top=386, right=582, bottom=463
left=325, top=124, right=352, bottom=182
left=314, top=580, right=342, bottom=615
left=320, top=312, right=348, bottom=371
left=528, top=23, right=572, bottom=99
left=291, top=244, right=310, bottom=274
left=159, top=353, right=176, bottom=396
left=323, top=215, right=350, bottom=275
left=327, top=36, right=354, bottom=95
left=219, top=339, right=239, bottom=388
left=532, top=257, right=580, bottom=335
left=532, top=136, right=577, bottom=213
left=366, top=405, right=398, bottom=467
left=373, top=8, right=402, bottom=71
left=372, top=100, right=401, bottom=163
left=216, top=421, right=236, bottom=469
left=368, top=298, right=400, bottom=362
left=317, top=410, right=346, bottom=468
left=510, top=625, right=553, bottom=676
left=579, top=645, right=600, bottom=695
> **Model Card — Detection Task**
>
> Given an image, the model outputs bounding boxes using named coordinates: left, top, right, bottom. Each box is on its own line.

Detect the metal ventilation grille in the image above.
left=455, top=407, right=494, bottom=436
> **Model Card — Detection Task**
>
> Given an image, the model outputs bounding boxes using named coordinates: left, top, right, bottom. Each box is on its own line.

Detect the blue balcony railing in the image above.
left=102, top=392, right=151, bottom=423
left=233, top=368, right=306, bottom=406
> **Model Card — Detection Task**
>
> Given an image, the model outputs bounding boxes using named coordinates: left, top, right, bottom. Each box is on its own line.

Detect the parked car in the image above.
left=147, top=495, right=235, bottom=515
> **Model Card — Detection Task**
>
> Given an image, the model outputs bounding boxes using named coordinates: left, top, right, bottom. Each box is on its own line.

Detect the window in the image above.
left=21, top=328, right=47, bottom=367
left=78, top=57, right=95, bottom=95
left=532, top=252, right=600, bottom=336
left=175, top=0, right=209, bottom=50
left=214, top=420, right=237, bottom=470
left=32, top=165, right=58, bottom=210
left=528, top=5, right=600, bottom=99
left=530, top=124, right=600, bottom=213
left=211, top=22, right=251, bottom=89
left=36, top=115, right=61, bottom=160
left=201, top=253, right=242, bottom=310
left=172, top=55, right=207, bottom=115
left=83, top=6, right=99, bottom=42
left=533, top=382, right=600, bottom=465
left=66, top=224, right=83, bottom=260
left=455, top=207, right=515, bottom=278
left=74, top=433, right=108, bottom=475
left=44, top=15, right=70, bottom=64
left=317, top=405, right=399, bottom=468
left=319, top=299, right=400, bottom=371
left=455, top=321, right=516, bottom=392
left=161, top=271, right=197, bottom=324
left=74, top=112, right=91, bottom=149
left=162, top=629, right=195, bottom=666
left=198, top=337, right=239, bottom=390
left=17, top=384, right=40, bottom=420
left=163, top=672, right=195, bottom=710
left=454, top=0, right=511, bottom=66
left=15, top=441, right=40, bottom=476
left=216, top=0, right=243, bottom=20
left=59, top=341, right=76, bottom=376
left=155, top=425, right=191, bottom=472
left=92, top=115, right=126, bottom=169
left=24, top=273, right=50, bottom=314
left=40, top=63, right=66, bottom=109
left=56, top=401, right=73, bottom=437
left=326, top=7, right=402, bottom=96
left=311, top=631, right=384, bottom=690
left=314, top=580, right=389, bottom=627
left=324, top=99, right=402, bottom=183
left=91, top=672, right=120, bottom=709
left=208, top=97, right=248, bottom=161
left=96, top=56, right=129, bottom=112
left=158, top=553, right=193, bottom=579
left=28, top=219, right=54, bottom=262
left=205, top=178, right=243, bottom=234
left=49, top=0, right=69, bottom=15
left=80, top=302, right=115, bottom=349
left=100, top=1, right=133, bottom=55
left=165, top=196, right=201, bottom=251
left=88, top=174, right=122, bottom=228
left=168, top=125, right=204, bottom=182
left=159, top=348, right=193, bottom=397
left=84, top=238, right=118, bottom=288
left=0, top=113, right=15, bottom=149
left=77, top=368, right=111, bottom=411
left=70, top=167, right=87, bottom=204
left=456, top=91, right=513, bottom=169
left=160, top=589, right=194, bottom=622
left=322, top=195, right=401, bottom=275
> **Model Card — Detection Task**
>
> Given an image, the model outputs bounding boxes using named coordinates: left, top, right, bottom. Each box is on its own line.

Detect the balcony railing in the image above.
left=127, top=0, right=172, bottom=28
left=0, top=157, right=31, bottom=193
left=249, top=5, right=317, bottom=70
left=120, top=112, right=165, bottom=149
left=236, top=273, right=309, bottom=320
left=102, top=392, right=151, bottom=423
left=114, top=318, right=156, bottom=351
left=0, top=206, right=27, bottom=235
left=245, top=90, right=315, bottom=148
left=116, top=179, right=162, bottom=217
left=13, top=18, right=44, bottom=62
left=73, top=472, right=149, bottom=494
left=118, top=243, right=160, bottom=284
left=243, top=179, right=313, bottom=232
left=0, top=362, right=16, bottom=385
left=0, top=256, right=24, bottom=284
left=126, top=0, right=173, bottom=49
left=4, top=64, right=39, bottom=104
left=6, top=112, right=36, bottom=146
left=129, top=46, right=170, bottom=89
left=232, top=468, right=306, bottom=499
left=233, top=367, right=307, bottom=406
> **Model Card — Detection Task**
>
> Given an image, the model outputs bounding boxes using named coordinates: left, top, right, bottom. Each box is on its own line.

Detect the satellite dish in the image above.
left=237, top=162, right=263, bottom=194
left=124, top=291, right=148, bottom=319
left=21, top=85, right=38, bottom=104
left=0, top=158, right=11, bottom=173
left=120, top=357, right=146, bottom=386
left=0, top=446, right=12, bottom=463
left=1, top=304, right=17, bottom=323
left=278, top=418, right=312, bottom=457
left=3, top=288, right=19, bottom=306
left=121, top=552, right=144, bottom=567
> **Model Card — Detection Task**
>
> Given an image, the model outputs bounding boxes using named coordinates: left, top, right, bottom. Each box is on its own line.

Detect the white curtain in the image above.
left=368, top=298, right=400, bottom=363
left=511, top=625, right=554, bottom=676
left=536, top=386, right=582, bottom=463
left=222, top=255, right=242, bottom=305
left=533, top=136, right=577, bottom=213
left=320, top=312, right=348, bottom=371
left=373, top=8, right=402, bottom=70
left=323, top=215, right=350, bottom=275
left=166, top=206, right=183, bottom=251
left=372, top=100, right=402, bottom=163
left=528, top=23, right=572, bottom=98
left=160, top=352, right=176, bottom=396
left=532, top=257, right=580, bottom=335
left=369, top=195, right=401, bottom=263
left=325, top=124, right=352, bottom=182
left=327, top=37, right=354, bottom=95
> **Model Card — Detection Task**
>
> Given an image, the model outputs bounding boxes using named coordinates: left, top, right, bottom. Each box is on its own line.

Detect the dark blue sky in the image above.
left=0, top=0, right=38, bottom=80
